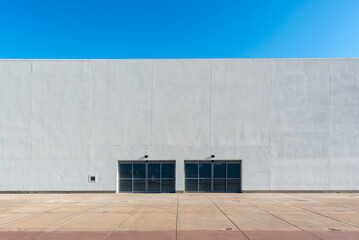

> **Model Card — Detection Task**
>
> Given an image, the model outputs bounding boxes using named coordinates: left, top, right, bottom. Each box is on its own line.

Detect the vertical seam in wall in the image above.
left=88, top=61, right=93, bottom=191
left=151, top=59, right=154, bottom=146
left=328, top=61, right=332, bottom=190
left=269, top=59, right=272, bottom=190
left=29, top=62, right=33, bottom=191
left=209, top=59, right=212, bottom=145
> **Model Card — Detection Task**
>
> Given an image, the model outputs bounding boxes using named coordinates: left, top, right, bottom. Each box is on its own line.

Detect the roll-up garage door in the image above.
left=118, top=161, right=175, bottom=193
left=185, top=161, right=241, bottom=193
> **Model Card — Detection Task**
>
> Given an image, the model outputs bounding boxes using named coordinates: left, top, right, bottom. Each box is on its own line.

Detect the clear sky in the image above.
left=0, top=0, right=358, bottom=58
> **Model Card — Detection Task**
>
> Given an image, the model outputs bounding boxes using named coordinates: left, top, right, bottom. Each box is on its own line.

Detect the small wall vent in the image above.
left=88, top=175, right=97, bottom=183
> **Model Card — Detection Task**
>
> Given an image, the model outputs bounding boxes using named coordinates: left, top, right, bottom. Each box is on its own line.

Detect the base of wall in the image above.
left=0, top=191, right=116, bottom=194
left=1, top=190, right=359, bottom=194
left=242, top=190, right=359, bottom=193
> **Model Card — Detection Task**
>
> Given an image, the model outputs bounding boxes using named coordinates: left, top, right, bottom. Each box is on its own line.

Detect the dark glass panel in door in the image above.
left=199, top=162, right=211, bottom=178
left=162, top=163, right=175, bottom=178
left=185, top=163, right=198, bottom=178
left=227, top=163, right=241, bottom=178
left=227, top=179, right=241, bottom=192
left=161, top=180, right=175, bottom=192
left=119, top=163, right=132, bottom=178
left=133, top=179, right=146, bottom=192
left=213, top=179, right=226, bottom=192
left=185, top=179, right=198, bottom=192
left=214, top=162, right=226, bottom=178
left=199, top=179, right=211, bottom=192
left=148, top=163, right=160, bottom=179
left=148, top=179, right=160, bottom=192
left=133, top=163, right=146, bottom=178
left=119, top=179, right=132, bottom=192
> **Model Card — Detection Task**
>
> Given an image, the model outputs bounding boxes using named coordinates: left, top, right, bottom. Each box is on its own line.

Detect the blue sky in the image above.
left=0, top=0, right=358, bottom=58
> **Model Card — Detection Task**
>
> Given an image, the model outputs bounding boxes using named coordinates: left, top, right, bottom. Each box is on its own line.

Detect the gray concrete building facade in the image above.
left=1, top=59, right=358, bottom=192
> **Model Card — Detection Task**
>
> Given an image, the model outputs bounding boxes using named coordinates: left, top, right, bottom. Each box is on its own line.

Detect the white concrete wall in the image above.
left=0, top=59, right=358, bottom=191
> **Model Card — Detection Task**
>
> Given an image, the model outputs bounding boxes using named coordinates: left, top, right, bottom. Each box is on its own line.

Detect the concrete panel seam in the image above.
left=329, top=61, right=332, bottom=190
left=151, top=59, right=154, bottom=146
left=29, top=61, right=33, bottom=191
left=269, top=59, right=273, bottom=191
left=209, top=59, right=212, bottom=145
left=88, top=61, right=94, bottom=191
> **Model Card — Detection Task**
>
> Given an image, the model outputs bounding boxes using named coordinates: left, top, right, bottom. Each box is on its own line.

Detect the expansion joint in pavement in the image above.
left=279, top=194, right=359, bottom=229
left=204, top=194, right=250, bottom=240
left=32, top=194, right=114, bottom=240
left=102, top=195, right=151, bottom=240
left=241, top=198, right=323, bottom=240
left=0, top=201, right=72, bottom=229
left=176, top=193, right=179, bottom=240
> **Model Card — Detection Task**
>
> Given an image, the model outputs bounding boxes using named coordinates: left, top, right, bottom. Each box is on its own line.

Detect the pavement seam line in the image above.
left=240, top=197, right=323, bottom=240
left=31, top=194, right=113, bottom=239
left=102, top=194, right=151, bottom=240
left=42, top=204, right=106, bottom=231
left=0, top=194, right=109, bottom=238
left=279, top=193, right=359, bottom=229
left=44, top=194, right=110, bottom=229
left=204, top=194, right=250, bottom=240
left=0, top=202, right=73, bottom=229
left=176, top=193, right=179, bottom=240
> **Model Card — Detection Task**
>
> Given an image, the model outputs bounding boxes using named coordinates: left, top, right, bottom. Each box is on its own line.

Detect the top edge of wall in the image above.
left=0, top=58, right=358, bottom=62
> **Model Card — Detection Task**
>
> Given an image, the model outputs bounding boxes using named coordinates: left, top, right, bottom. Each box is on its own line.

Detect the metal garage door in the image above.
left=185, top=161, right=241, bottom=193
left=118, top=161, right=175, bottom=193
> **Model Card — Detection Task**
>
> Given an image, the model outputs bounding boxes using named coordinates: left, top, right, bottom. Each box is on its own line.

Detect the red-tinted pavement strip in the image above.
left=1, top=231, right=359, bottom=240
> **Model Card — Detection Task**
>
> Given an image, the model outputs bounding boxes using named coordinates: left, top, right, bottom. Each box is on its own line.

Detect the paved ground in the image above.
left=0, top=193, right=359, bottom=239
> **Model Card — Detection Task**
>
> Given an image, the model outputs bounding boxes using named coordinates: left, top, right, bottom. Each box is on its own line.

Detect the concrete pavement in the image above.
left=0, top=193, right=359, bottom=239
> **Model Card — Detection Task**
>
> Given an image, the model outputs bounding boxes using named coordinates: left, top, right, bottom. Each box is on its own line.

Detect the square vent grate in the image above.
left=88, top=175, right=97, bottom=183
